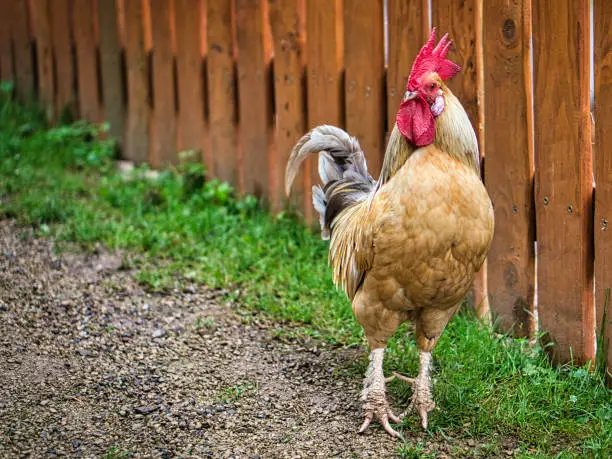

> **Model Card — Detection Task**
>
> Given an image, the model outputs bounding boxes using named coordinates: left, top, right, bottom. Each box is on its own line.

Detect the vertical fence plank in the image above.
left=124, top=0, right=150, bottom=163
left=483, top=0, right=535, bottom=336
left=73, top=0, right=101, bottom=122
left=50, top=0, right=74, bottom=115
left=343, top=0, right=384, bottom=177
left=174, top=0, right=206, bottom=159
left=304, top=0, right=343, bottom=222
left=9, top=0, right=34, bottom=100
left=532, top=0, right=594, bottom=364
left=150, top=0, right=177, bottom=166
left=432, top=0, right=488, bottom=318
left=207, top=0, right=237, bottom=186
left=97, top=0, right=125, bottom=144
left=386, top=0, right=426, bottom=133
left=0, top=2, right=14, bottom=82
left=269, top=0, right=306, bottom=211
left=431, top=0, right=479, bottom=134
left=594, top=0, right=612, bottom=374
left=30, top=0, right=54, bottom=113
left=235, top=0, right=272, bottom=197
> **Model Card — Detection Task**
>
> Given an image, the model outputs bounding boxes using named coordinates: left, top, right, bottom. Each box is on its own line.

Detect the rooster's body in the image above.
left=285, top=31, right=494, bottom=438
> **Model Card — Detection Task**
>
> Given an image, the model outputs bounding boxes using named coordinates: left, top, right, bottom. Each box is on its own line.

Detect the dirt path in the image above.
left=0, top=220, right=413, bottom=458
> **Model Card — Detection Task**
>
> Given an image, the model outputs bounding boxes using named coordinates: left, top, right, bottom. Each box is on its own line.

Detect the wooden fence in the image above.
left=0, top=0, right=610, bottom=370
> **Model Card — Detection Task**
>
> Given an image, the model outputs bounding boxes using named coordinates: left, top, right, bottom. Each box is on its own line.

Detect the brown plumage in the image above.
left=285, top=32, right=494, bottom=438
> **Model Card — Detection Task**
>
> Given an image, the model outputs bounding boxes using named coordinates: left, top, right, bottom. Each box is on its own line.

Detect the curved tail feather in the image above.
left=284, top=125, right=375, bottom=239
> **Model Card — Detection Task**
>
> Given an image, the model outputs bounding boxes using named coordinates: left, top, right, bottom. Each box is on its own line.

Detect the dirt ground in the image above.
left=1, top=220, right=425, bottom=458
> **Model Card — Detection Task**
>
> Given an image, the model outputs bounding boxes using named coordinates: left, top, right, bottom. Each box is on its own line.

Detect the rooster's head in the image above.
left=396, top=29, right=461, bottom=147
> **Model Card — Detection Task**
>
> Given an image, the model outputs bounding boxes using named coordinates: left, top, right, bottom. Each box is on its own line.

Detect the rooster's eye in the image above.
left=429, top=83, right=436, bottom=91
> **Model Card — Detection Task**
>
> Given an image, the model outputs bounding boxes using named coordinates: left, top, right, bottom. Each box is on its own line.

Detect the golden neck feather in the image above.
left=378, top=87, right=480, bottom=185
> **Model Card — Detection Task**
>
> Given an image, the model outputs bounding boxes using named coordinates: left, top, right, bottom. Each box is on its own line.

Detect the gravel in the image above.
left=0, top=220, right=410, bottom=457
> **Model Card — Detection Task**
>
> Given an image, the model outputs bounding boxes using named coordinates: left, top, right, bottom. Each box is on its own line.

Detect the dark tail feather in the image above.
left=285, top=125, right=375, bottom=238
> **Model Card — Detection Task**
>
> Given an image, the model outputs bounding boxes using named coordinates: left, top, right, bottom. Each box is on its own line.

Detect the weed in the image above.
left=194, top=315, right=216, bottom=330
left=102, top=446, right=129, bottom=459
left=217, top=382, right=258, bottom=404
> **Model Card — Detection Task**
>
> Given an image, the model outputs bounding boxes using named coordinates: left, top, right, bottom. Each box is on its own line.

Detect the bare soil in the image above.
left=1, top=220, right=422, bottom=458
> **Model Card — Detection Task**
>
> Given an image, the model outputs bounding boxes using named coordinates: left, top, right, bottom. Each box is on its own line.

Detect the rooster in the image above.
left=285, top=30, right=494, bottom=438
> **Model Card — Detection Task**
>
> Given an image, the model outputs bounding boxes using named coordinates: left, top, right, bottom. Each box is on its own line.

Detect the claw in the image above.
left=358, top=413, right=373, bottom=433
left=359, top=410, right=404, bottom=440
left=381, top=415, right=404, bottom=440
left=388, top=410, right=402, bottom=424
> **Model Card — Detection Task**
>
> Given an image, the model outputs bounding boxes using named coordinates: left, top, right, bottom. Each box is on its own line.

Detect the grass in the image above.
left=0, top=86, right=610, bottom=457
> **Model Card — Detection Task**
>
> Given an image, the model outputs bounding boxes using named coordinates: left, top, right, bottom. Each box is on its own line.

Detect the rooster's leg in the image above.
left=391, top=351, right=435, bottom=429
left=390, top=305, right=459, bottom=429
left=358, top=348, right=403, bottom=438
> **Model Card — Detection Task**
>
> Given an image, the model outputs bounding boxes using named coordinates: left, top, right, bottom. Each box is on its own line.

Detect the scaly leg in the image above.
left=390, top=351, right=435, bottom=429
left=358, top=348, right=403, bottom=438
left=389, top=305, right=459, bottom=429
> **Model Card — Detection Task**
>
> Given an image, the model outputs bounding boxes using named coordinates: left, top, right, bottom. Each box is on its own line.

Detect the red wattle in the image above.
left=396, top=98, right=435, bottom=147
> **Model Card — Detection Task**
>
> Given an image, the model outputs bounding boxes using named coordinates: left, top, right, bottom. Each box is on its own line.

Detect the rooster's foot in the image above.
left=386, top=352, right=435, bottom=430
left=358, top=389, right=403, bottom=438
left=358, top=348, right=404, bottom=439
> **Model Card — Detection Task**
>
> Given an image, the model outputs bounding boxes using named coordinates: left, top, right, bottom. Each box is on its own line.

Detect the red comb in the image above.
left=407, top=28, right=461, bottom=90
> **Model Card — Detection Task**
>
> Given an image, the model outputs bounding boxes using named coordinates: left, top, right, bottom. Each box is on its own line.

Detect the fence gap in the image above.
left=594, top=0, right=612, bottom=374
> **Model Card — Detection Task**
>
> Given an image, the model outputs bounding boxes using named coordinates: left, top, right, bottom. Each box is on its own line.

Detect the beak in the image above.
left=402, top=91, right=418, bottom=102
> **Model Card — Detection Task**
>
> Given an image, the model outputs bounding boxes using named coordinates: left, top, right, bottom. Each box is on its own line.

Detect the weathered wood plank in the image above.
left=50, top=0, right=74, bottom=115
left=532, top=0, right=594, bottom=364
left=269, top=0, right=306, bottom=211
left=9, top=0, right=34, bottom=100
left=343, top=0, right=385, bottom=177
left=235, top=0, right=272, bottom=197
left=432, top=0, right=489, bottom=319
left=386, top=0, right=427, bottom=133
left=0, top=2, right=14, bottom=82
left=30, top=0, right=54, bottom=114
left=206, top=0, right=237, bottom=186
left=73, top=0, right=101, bottom=122
left=431, top=0, right=479, bottom=133
left=174, top=0, right=206, bottom=159
left=594, top=0, right=612, bottom=375
left=123, top=0, right=150, bottom=163
left=150, top=0, right=177, bottom=166
left=483, top=0, right=535, bottom=336
left=97, top=0, right=126, bottom=144
left=304, top=0, right=343, bottom=222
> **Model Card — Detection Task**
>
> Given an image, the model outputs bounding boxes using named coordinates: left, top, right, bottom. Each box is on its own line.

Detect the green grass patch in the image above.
left=0, top=88, right=610, bottom=456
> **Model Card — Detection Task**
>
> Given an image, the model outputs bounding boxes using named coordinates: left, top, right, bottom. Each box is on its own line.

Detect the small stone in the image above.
left=152, top=328, right=166, bottom=338
left=135, top=405, right=158, bottom=415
